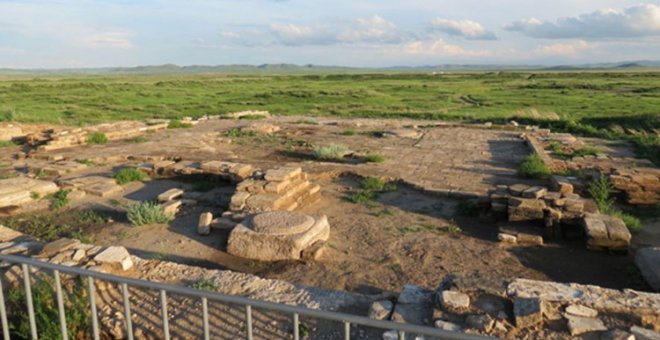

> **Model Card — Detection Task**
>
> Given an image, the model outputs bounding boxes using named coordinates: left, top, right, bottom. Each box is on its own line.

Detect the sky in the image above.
left=0, top=0, right=659, bottom=68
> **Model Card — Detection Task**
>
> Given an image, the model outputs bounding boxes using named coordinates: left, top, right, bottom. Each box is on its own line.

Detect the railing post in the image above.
left=344, top=321, right=350, bottom=340
left=202, top=297, right=210, bottom=340
left=293, top=312, right=300, bottom=340
left=0, top=277, right=10, bottom=340
left=245, top=304, right=253, bottom=340
left=88, top=277, right=100, bottom=340
left=53, top=270, right=68, bottom=340
left=160, top=289, right=170, bottom=340
left=398, top=330, right=405, bottom=340
left=22, top=264, right=37, bottom=340
left=122, top=283, right=134, bottom=340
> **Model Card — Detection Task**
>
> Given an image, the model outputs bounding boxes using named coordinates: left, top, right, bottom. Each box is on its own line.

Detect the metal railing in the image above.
left=0, top=254, right=487, bottom=340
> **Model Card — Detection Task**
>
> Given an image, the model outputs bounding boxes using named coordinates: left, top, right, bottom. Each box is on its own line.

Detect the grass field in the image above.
left=1, top=71, right=658, bottom=162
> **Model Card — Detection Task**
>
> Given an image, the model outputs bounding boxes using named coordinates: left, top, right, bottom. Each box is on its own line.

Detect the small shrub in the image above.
left=573, top=145, right=600, bottom=158
left=114, top=168, right=146, bottom=185
left=361, top=177, right=396, bottom=192
left=72, top=210, right=105, bottom=225
left=126, top=201, right=171, bottom=226
left=190, top=279, right=218, bottom=291
left=48, top=190, right=70, bottom=210
left=340, top=129, right=356, bottom=136
left=312, top=144, right=349, bottom=161
left=30, top=192, right=40, bottom=199
left=126, top=136, right=148, bottom=143
left=0, top=140, right=17, bottom=147
left=345, top=190, right=376, bottom=204
left=546, top=140, right=563, bottom=153
left=225, top=127, right=256, bottom=138
left=588, top=175, right=615, bottom=212
left=365, top=154, right=385, bottom=163
left=86, top=132, right=108, bottom=145
left=518, top=154, right=550, bottom=179
left=167, top=120, right=193, bottom=129
left=7, top=277, right=90, bottom=339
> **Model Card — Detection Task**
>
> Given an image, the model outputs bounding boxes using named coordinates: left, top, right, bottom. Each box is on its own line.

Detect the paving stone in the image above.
left=513, top=297, right=543, bottom=328
left=161, top=200, right=182, bottom=217
left=439, top=290, right=470, bottom=310
left=565, top=304, right=598, bottom=318
left=158, top=188, right=184, bottom=202
left=630, top=326, right=660, bottom=340
left=566, top=315, right=606, bottom=336
left=583, top=213, right=631, bottom=251
left=93, top=246, right=133, bottom=271
left=197, top=212, right=213, bottom=236
left=368, top=300, right=394, bottom=320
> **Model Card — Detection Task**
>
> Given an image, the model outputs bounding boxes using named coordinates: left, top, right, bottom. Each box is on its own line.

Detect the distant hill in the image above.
left=1, top=60, right=658, bottom=76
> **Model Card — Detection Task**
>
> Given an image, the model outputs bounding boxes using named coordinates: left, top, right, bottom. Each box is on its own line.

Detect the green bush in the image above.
left=340, top=129, right=356, bottom=136
left=86, top=132, right=108, bottom=145
left=167, top=120, right=193, bottom=129
left=312, top=144, right=349, bottom=161
left=7, top=277, right=90, bottom=339
left=518, top=154, right=551, bottom=179
left=113, top=168, right=146, bottom=185
left=345, top=190, right=376, bottom=204
left=126, top=201, right=171, bottom=226
left=48, top=190, right=70, bottom=210
left=361, top=176, right=396, bottom=192
left=365, top=154, right=385, bottom=163
left=611, top=210, right=642, bottom=233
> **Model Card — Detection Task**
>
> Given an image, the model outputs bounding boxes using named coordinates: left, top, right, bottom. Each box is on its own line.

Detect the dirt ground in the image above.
left=1, top=116, right=655, bottom=299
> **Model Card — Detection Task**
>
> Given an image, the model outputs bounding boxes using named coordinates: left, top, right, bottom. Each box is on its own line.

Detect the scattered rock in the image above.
left=465, top=314, right=494, bottom=332
left=513, top=297, right=543, bottom=328
left=630, top=326, right=660, bottom=340
left=157, top=188, right=184, bottom=202
left=39, top=238, right=81, bottom=258
left=93, top=246, right=133, bottom=271
left=434, top=319, right=462, bottom=332
left=439, top=290, right=470, bottom=310
left=601, top=329, right=635, bottom=340
left=566, top=315, right=606, bottom=336
left=197, top=212, right=213, bottom=236
left=497, top=233, right=517, bottom=244
left=565, top=304, right=598, bottom=318
left=368, top=300, right=394, bottom=321
left=398, top=284, right=433, bottom=304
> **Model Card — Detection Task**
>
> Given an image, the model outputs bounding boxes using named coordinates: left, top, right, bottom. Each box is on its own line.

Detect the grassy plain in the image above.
left=1, top=71, right=658, bottom=162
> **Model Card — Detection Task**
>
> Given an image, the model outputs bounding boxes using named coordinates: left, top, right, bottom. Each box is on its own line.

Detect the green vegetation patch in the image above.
left=126, top=201, right=171, bottom=226
left=86, top=132, right=108, bottom=145
left=114, top=168, right=147, bottom=185
left=0, top=210, right=104, bottom=243
left=312, top=144, right=349, bottom=161
left=518, top=154, right=551, bottom=179
left=345, top=176, right=397, bottom=204
left=364, top=154, right=385, bottom=163
left=167, top=120, right=193, bottom=129
left=48, top=190, right=70, bottom=210
left=587, top=175, right=643, bottom=233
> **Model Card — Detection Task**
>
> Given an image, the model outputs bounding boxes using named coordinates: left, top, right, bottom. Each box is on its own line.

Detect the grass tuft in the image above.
left=364, top=154, right=385, bottom=163
left=48, top=190, right=70, bottom=210
left=86, top=132, right=108, bottom=145
left=312, top=144, right=349, bottom=161
left=126, top=201, right=171, bottom=226
left=167, top=120, right=193, bottom=129
left=518, top=154, right=551, bottom=179
left=113, top=168, right=146, bottom=185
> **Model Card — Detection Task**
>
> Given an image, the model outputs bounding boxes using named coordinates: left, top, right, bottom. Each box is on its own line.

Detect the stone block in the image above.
left=158, top=188, right=184, bottom=202
left=508, top=184, right=529, bottom=197
left=498, top=233, right=517, bottom=244
left=508, top=198, right=546, bottom=222
left=583, top=214, right=631, bottom=250
left=522, top=186, right=547, bottom=199
left=513, top=297, right=543, bottom=328
left=635, top=247, right=660, bottom=292
left=264, top=167, right=302, bottom=182
left=161, top=200, right=182, bottom=217
left=439, top=290, right=470, bottom=310
left=398, top=284, right=433, bottom=304
left=566, top=315, right=606, bottom=336
left=550, top=176, right=574, bottom=194
left=517, top=233, right=544, bottom=245
left=93, top=246, right=133, bottom=271
left=197, top=212, right=213, bottom=235
left=229, top=192, right=250, bottom=211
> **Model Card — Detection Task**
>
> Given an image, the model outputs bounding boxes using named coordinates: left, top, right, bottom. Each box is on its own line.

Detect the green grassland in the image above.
left=1, top=71, right=658, bottom=162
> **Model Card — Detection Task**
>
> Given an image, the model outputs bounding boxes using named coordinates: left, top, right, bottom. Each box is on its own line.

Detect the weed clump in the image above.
left=48, top=190, right=70, bottom=210
left=345, top=177, right=397, bottom=204
left=126, top=201, right=171, bottom=226
left=167, top=120, right=193, bottom=129
left=518, top=154, right=550, bottom=179
left=364, top=154, right=385, bottom=163
left=587, top=175, right=643, bottom=233
left=86, top=132, right=108, bottom=145
left=114, top=168, right=146, bottom=185
left=7, top=277, right=90, bottom=339
left=340, top=129, right=356, bottom=136
left=312, top=144, right=349, bottom=161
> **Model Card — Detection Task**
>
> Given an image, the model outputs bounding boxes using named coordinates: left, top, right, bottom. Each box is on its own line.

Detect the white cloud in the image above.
left=84, top=31, right=133, bottom=48
left=404, top=39, right=491, bottom=57
left=222, top=15, right=405, bottom=46
left=430, top=18, right=497, bottom=40
left=536, top=40, right=597, bottom=56
left=505, top=4, right=660, bottom=39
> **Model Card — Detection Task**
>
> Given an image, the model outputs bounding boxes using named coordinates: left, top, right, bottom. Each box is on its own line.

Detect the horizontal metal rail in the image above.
left=0, top=254, right=487, bottom=339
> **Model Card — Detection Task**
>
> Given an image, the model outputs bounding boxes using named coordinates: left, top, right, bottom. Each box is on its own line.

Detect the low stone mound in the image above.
left=228, top=166, right=321, bottom=215
left=227, top=211, right=329, bottom=261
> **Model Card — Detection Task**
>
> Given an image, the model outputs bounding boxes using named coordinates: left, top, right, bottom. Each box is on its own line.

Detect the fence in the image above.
left=0, top=254, right=487, bottom=340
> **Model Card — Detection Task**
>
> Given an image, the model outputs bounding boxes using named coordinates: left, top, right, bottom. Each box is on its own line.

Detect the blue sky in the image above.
left=0, top=0, right=659, bottom=68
